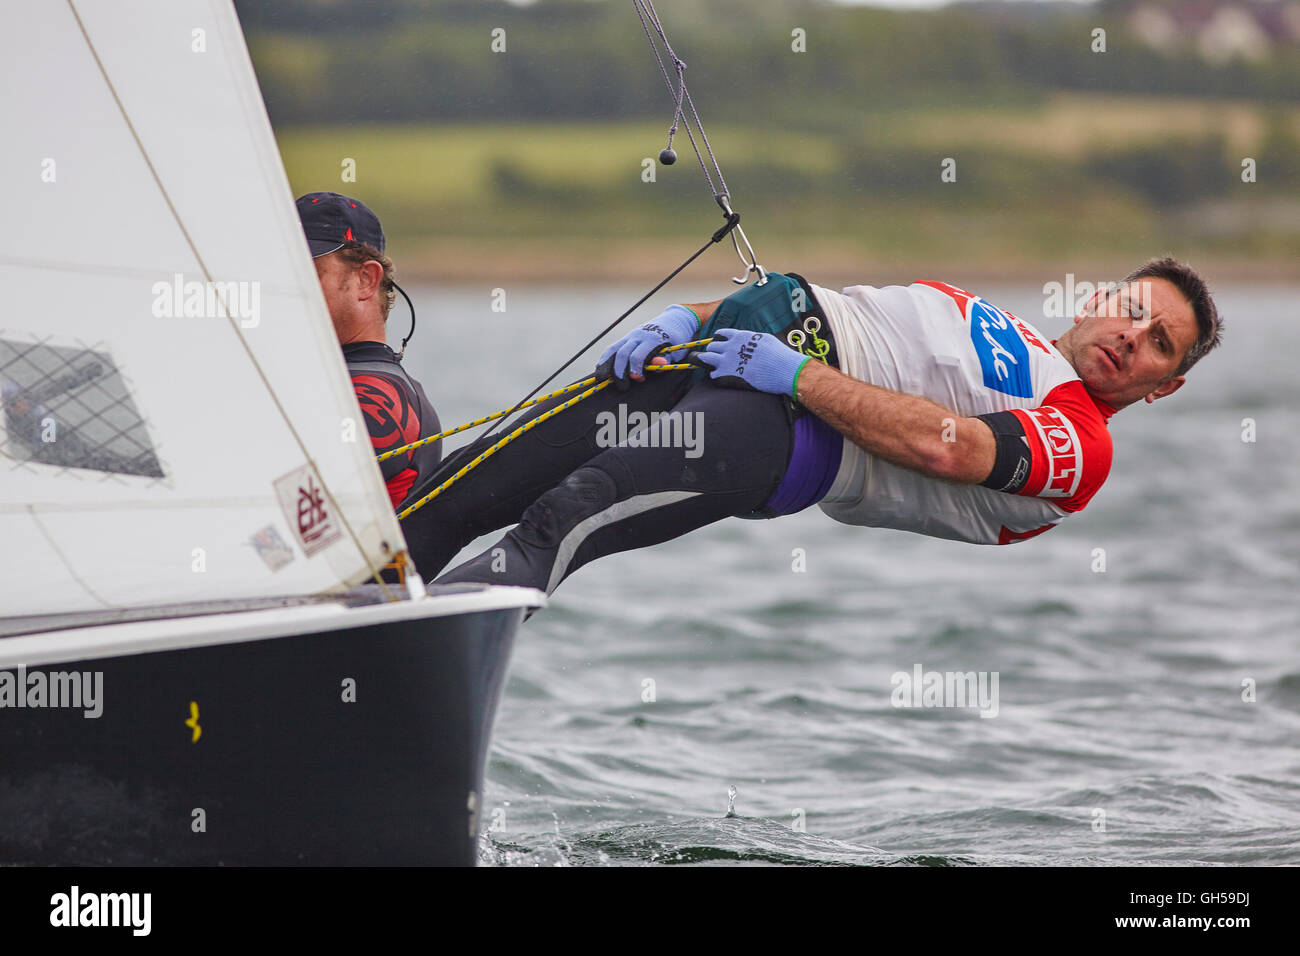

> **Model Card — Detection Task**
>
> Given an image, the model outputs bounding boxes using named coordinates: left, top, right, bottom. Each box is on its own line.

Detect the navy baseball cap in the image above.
left=296, top=192, right=386, bottom=258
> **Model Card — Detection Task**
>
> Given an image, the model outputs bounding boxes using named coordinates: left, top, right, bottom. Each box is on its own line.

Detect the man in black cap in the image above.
left=296, top=192, right=442, bottom=512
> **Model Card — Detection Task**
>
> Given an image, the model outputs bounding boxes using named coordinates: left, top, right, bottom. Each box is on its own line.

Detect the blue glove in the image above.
left=597, top=305, right=700, bottom=386
left=694, top=329, right=810, bottom=399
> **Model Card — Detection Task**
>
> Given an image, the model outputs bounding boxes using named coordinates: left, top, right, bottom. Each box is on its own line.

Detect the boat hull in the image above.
left=0, top=587, right=539, bottom=865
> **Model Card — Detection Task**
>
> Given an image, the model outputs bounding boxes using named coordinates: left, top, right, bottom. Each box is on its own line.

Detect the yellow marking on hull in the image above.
left=186, top=701, right=202, bottom=743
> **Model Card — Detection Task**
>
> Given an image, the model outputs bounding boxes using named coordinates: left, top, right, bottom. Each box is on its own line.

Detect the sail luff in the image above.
left=66, top=0, right=392, bottom=595
left=0, top=0, right=407, bottom=616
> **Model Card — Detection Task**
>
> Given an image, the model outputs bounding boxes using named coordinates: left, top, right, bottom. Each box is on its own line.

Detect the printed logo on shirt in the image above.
left=1045, top=427, right=1072, bottom=454
left=969, top=298, right=1034, bottom=398
left=1009, top=315, right=1053, bottom=356
left=1023, top=406, right=1082, bottom=498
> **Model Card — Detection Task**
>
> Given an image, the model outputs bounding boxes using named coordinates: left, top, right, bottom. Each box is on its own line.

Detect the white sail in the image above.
left=0, top=1, right=408, bottom=616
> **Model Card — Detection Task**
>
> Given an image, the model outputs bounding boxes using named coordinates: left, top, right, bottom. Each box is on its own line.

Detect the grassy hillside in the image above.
left=275, top=94, right=1300, bottom=282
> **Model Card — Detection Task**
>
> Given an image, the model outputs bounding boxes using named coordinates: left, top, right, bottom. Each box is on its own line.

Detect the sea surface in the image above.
left=403, top=279, right=1300, bottom=867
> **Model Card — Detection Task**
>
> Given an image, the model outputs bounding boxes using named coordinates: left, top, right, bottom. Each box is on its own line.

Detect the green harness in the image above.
left=696, top=271, right=837, bottom=375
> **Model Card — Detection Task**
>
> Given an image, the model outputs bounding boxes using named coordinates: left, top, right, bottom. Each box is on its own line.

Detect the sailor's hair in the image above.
left=333, top=240, right=397, bottom=320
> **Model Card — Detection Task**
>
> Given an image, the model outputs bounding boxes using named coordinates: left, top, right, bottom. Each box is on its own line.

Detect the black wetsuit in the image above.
left=402, top=373, right=795, bottom=590
left=401, top=272, right=844, bottom=595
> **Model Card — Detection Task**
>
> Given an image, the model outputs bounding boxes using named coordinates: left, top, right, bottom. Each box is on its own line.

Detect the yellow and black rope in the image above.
left=383, top=340, right=711, bottom=518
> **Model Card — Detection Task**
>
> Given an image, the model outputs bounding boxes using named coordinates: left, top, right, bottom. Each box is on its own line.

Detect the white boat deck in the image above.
left=0, top=585, right=545, bottom=668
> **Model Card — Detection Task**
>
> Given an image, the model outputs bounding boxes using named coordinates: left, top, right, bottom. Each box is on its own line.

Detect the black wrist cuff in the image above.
left=976, top=411, right=1032, bottom=493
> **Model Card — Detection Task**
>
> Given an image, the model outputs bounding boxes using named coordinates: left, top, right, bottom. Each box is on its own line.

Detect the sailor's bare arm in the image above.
left=795, top=359, right=997, bottom=484
left=683, top=300, right=723, bottom=325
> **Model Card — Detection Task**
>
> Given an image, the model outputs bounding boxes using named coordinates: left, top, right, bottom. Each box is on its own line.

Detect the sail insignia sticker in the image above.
left=249, top=525, right=295, bottom=572
left=274, top=464, right=342, bottom=557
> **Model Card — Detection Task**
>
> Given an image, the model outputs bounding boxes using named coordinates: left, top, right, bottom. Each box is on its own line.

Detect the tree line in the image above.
left=235, top=0, right=1300, bottom=128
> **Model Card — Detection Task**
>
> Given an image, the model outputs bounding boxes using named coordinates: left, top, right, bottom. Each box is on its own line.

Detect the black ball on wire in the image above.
left=659, top=148, right=677, bottom=166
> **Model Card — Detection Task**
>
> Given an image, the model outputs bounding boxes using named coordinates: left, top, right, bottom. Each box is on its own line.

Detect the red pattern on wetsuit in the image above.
left=353, top=373, right=421, bottom=509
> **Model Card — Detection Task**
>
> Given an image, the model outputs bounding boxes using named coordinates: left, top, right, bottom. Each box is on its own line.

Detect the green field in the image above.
left=274, top=94, right=1300, bottom=281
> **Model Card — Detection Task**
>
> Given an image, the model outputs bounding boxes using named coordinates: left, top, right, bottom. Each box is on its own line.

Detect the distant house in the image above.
left=1129, top=4, right=1181, bottom=53
left=1125, top=0, right=1300, bottom=62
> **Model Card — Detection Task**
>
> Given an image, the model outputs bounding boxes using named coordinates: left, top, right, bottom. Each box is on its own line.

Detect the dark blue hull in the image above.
left=0, top=588, right=534, bottom=865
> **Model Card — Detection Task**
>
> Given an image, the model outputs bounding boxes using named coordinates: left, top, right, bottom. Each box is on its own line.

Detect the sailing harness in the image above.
left=377, top=1, right=806, bottom=521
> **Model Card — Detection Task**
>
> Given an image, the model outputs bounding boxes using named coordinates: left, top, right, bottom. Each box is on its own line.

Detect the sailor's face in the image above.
left=312, top=251, right=358, bottom=340
left=1068, top=278, right=1197, bottom=409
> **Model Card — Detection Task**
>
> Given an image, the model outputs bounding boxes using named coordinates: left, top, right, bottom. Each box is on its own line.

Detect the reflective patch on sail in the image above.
left=249, top=524, right=295, bottom=572
left=0, top=336, right=163, bottom=478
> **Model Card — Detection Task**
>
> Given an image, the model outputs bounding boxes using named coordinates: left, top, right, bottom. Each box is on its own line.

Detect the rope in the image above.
left=404, top=1, right=748, bottom=478
left=632, top=0, right=730, bottom=203
left=412, top=218, right=736, bottom=503
left=389, top=4, right=757, bottom=520
left=376, top=375, right=599, bottom=462
left=396, top=379, right=612, bottom=519
left=381, top=340, right=710, bottom=470
left=390, top=348, right=712, bottom=515
left=633, top=0, right=766, bottom=285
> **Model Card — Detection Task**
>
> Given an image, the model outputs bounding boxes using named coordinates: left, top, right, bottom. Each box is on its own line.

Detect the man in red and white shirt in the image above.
left=791, top=264, right=1216, bottom=545
left=418, top=258, right=1221, bottom=595
left=805, top=278, right=1120, bottom=545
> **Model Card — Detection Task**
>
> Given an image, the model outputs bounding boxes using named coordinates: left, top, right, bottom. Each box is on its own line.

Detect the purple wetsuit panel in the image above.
left=763, top=411, right=843, bottom=516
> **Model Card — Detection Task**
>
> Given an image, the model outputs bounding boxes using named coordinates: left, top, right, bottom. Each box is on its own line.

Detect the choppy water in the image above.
left=404, top=280, right=1300, bottom=867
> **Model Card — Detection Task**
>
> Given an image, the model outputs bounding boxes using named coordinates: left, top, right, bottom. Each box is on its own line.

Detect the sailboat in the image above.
left=0, top=1, right=542, bottom=865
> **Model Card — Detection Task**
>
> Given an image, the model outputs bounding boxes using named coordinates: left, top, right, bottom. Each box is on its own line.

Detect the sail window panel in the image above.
left=0, top=337, right=162, bottom=479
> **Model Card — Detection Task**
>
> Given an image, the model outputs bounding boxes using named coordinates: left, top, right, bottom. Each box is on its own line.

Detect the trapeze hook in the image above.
left=716, top=195, right=767, bottom=286
left=729, top=227, right=767, bottom=286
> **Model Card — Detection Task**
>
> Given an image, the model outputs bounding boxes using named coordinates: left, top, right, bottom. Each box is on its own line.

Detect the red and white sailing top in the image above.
left=810, top=280, right=1115, bottom=545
